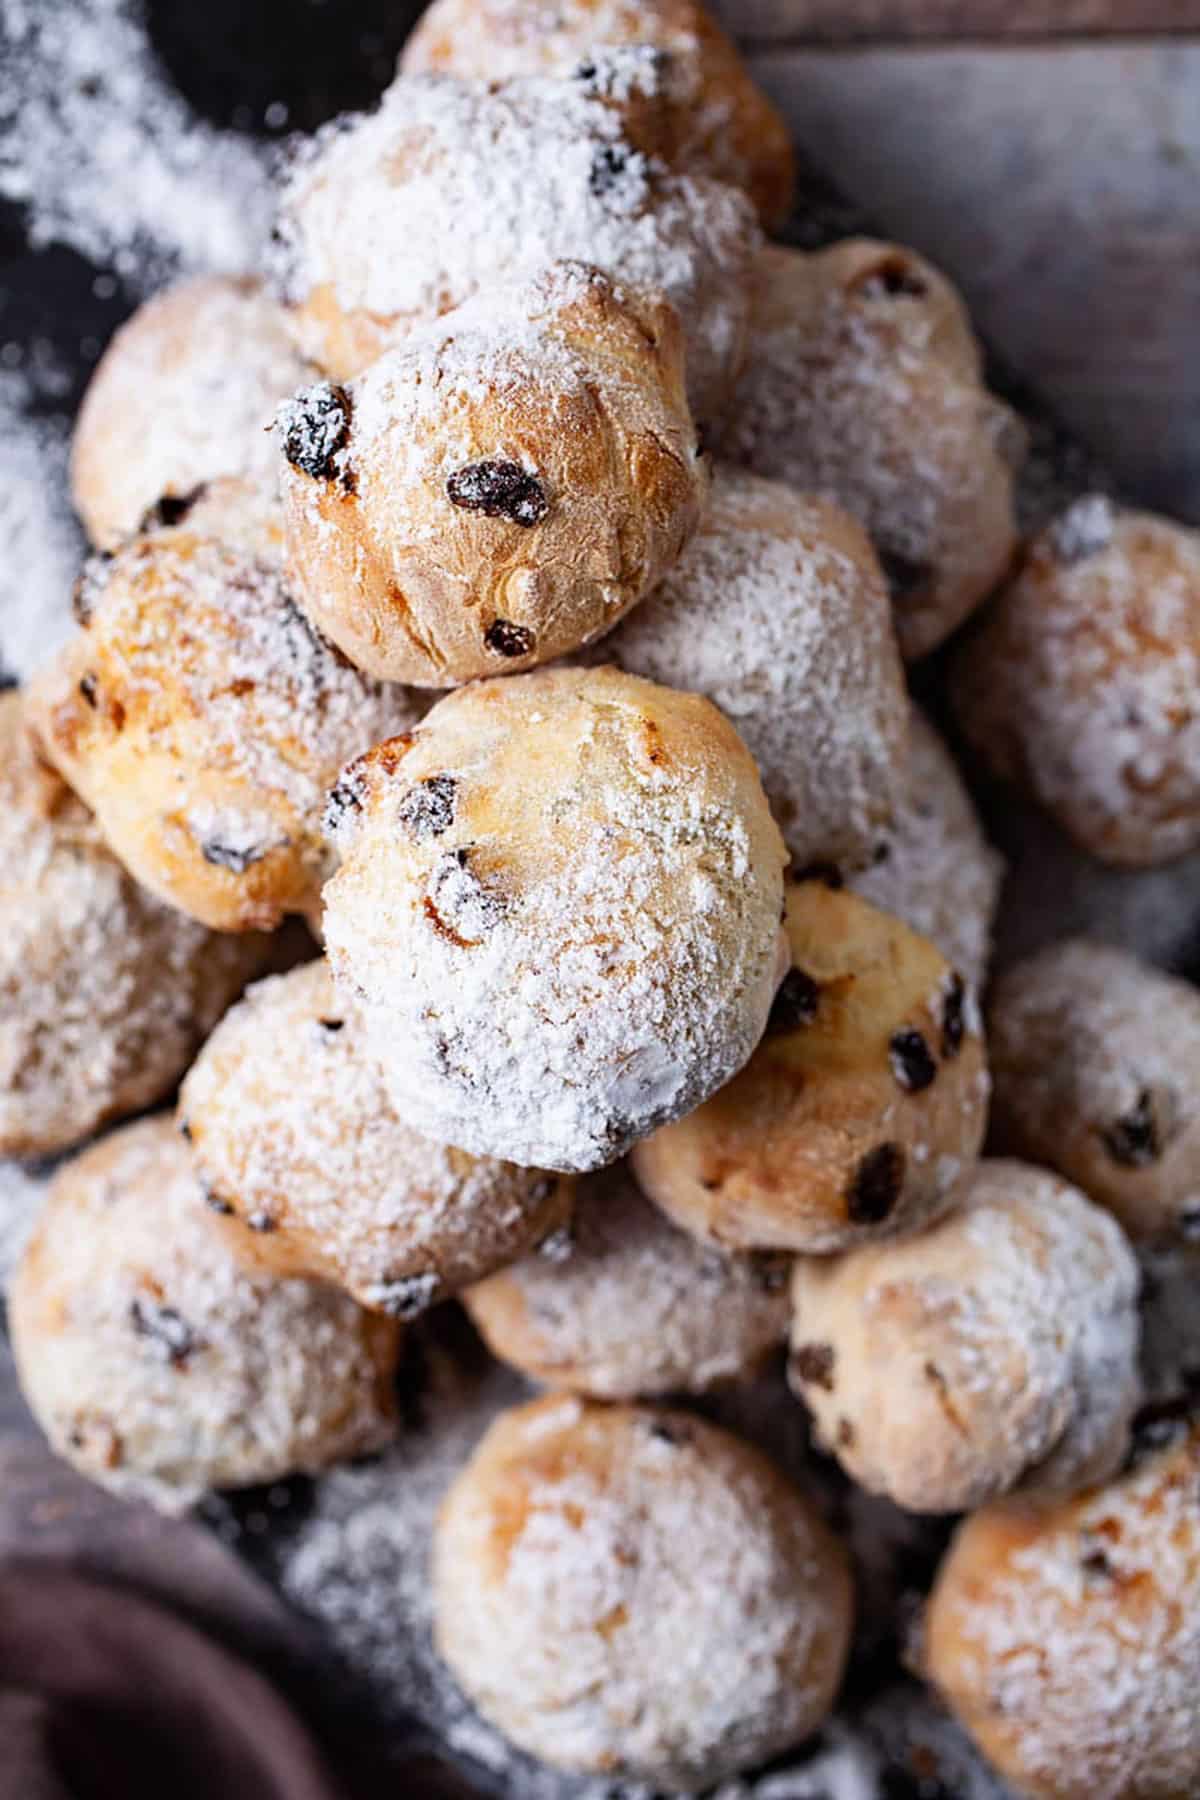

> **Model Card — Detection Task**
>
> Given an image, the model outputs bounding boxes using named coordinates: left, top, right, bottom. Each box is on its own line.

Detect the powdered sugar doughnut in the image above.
left=848, top=706, right=1004, bottom=990
left=924, top=1411, right=1200, bottom=1800
left=279, top=266, right=705, bottom=686
left=273, top=71, right=759, bottom=421
left=0, top=691, right=267, bottom=1159
left=179, top=959, right=573, bottom=1317
left=587, top=464, right=909, bottom=870
left=323, top=664, right=788, bottom=1172
left=8, top=1117, right=400, bottom=1513
left=28, top=527, right=419, bottom=932
left=464, top=1160, right=789, bottom=1397
left=71, top=276, right=310, bottom=552
left=789, top=1159, right=1140, bottom=1514
left=631, top=879, right=988, bottom=1254
left=989, top=939, right=1200, bottom=1246
left=399, top=0, right=795, bottom=227
left=722, top=241, right=1023, bottom=660
left=432, top=1394, right=852, bottom=1786
left=952, top=497, right=1200, bottom=867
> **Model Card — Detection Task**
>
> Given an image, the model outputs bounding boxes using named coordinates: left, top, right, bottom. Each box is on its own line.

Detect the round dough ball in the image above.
left=399, top=0, right=795, bottom=227
left=27, top=527, right=419, bottom=932
left=464, top=1160, right=790, bottom=1397
left=179, top=959, right=573, bottom=1317
left=8, top=1117, right=401, bottom=1512
left=721, top=240, right=1023, bottom=661
left=924, top=1411, right=1200, bottom=1800
left=0, top=690, right=267, bottom=1159
left=273, top=70, right=760, bottom=421
left=952, top=496, right=1200, bottom=867
left=71, top=276, right=311, bottom=552
left=631, top=878, right=988, bottom=1254
left=432, top=1394, right=853, bottom=1787
left=279, top=265, right=706, bottom=686
left=848, top=706, right=1004, bottom=991
left=588, top=464, right=909, bottom=870
left=789, top=1159, right=1141, bottom=1514
left=989, top=938, right=1200, bottom=1246
left=323, top=664, right=788, bottom=1173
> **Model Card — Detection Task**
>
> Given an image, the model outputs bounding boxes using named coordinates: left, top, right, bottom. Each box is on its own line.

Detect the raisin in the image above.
left=78, top=673, right=99, bottom=709
left=847, top=1143, right=906, bottom=1224
left=791, top=1342, right=836, bottom=1391
left=204, top=1192, right=234, bottom=1217
left=281, top=381, right=352, bottom=481
left=1080, top=1544, right=1113, bottom=1580
left=247, top=1211, right=277, bottom=1233
left=140, top=486, right=205, bottom=532
left=889, top=1028, right=937, bottom=1093
left=397, top=773, right=458, bottom=841
left=483, top=618, right=535, bottom=659
left=178, top=1119, right=192, bottom=1142
left=589, top=144, right=628, bottom=196
left=1103, top=1088, right=1162, bottom=1167
left=446, top=460, right=547, bottom=528
left=200, top=838, right=268, bottom=874
left=855, top=256, right=928, bottom=300
left=323, top=771, right=367, bottom=836
left=767, top=968, right=820, bottom=1035
left=317, top=1017, right=345, bottom=1035
left=940, top=975, right=966, bottom=1060
left=836, top=1418, right=856, bottom=1449
left=424, top=847, right=507, bottom=947
left=648, top=1420, right=687, bottom=1446
left=878, top=547, right=932, bottom=604
left=130, top=1297, right=198, bottom=1367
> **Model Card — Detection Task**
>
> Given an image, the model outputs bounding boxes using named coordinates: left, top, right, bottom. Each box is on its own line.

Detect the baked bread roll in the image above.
left=0, top=690, right=267, bottom=1158
left=279, top=265, right=706, bottom=686
left=8, top=1117, right=400, bottom=1513
left=323, top=664, right=788, bottom=1172
left=722, top=240, right=1023, bottom=660
left=952, top=495, right=1200, bottom=866
left=399, top=0, right=795, bottom=227
left=631, top=878, right=988, bottom=1253
left=464, top=1160, right=790, bottom=1397
left=273, top=69, right=759, bottom=421
left=179, top=959, right=573, bottom=1317
left=789, top=1159, right=1141, bottom=1513
left=432, top=1395, right=853, bottom=1787
left=587, top=463, right=909, bottom=870
left=71, top=276, right=310, bottom=551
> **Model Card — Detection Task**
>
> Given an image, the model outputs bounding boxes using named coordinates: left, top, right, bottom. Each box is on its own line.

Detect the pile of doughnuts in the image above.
left=6, top=3, right=1200, bottom=1795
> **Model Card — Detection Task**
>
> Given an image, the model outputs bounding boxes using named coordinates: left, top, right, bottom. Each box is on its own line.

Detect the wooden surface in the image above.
left=721, top=0, right=1200, bottom=40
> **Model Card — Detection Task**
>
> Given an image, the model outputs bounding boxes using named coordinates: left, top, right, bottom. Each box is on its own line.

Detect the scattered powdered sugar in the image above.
left=0, top=366, right=84, bottom=685
left=0, top=1158, right=49, bottom=1294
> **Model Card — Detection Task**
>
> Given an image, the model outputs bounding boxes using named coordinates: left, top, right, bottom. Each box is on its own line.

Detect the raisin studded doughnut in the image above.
left=989, top=939, right=1200, bottom=1246
left=0, top=690, right=267, bottom=1159
left=848, top=705, right=1004, bottom=991
left=273, top=69, right=760, bottom=420
left=8, top=1117, right=400, bottom=1513
left=399, top=0, right=795, bottom=227
left=463, top=1160, right=790, bottom=1397
left=952, top=495, right=1200, bottom=867
left=585, top=464, right=910, bottom=871
left=178, top=959, right=573, bottom=1318
left=432, top=1394, right=853, bottom=1787
left=789, top=1159, right=1141, bottom=1514
left=323, top=664, right=788, bottom=1173
left=27, top=522, right=419, bottom=932
left=721, top=240, right=1023, bottom=660
left=631, top=878, right=988, bottom=1254
left=279, top=265, right=706, bottom=686
left=71, top=276, right=311, bottom=552
left=924, top=1410, right=1200, bottom=1800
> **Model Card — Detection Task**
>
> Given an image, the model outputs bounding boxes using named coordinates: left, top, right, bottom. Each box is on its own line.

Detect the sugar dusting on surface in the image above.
left=0, top=1159, right=48, bottom=1294
left=0, top=366, right=84, bottom=684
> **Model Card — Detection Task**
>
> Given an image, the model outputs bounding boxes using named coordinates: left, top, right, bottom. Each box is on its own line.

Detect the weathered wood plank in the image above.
left=717, top=0, right=1200, bottom=43
left=747, top=43, right=1200, bottom=523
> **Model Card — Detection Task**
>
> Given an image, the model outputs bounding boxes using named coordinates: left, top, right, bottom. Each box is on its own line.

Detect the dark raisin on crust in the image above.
left=878, top=547, right=933, bottom=605
left=78, top=673, right=99, bottom=709
left=1080, top=1543, right=1113, bottom=1580
left=129, top=1297, right=199, bottom=1368
left=889, top=1028, right=938, bottom=1094
left=483, top=618, right=535, bottom=659
left=767, top=967, right=820, bottom=1035
left=847, top=1142, right=906, bottom=1225
left=323, top=770, right=368, bottom=836
left=854, top=256, right=929, bottom=301
left=589, top=144, right=629, bottom=197
left=317, top=1016, right=345, bottom=1035
left=791, top=1342, right=836, bottom=1391
left=178, top=1119, right=193, bottom=1142
left=397, top=773, right=458, bottom=841
left=648, top=1420, right=688, bottom=1447
left=200, top=838, right=269, bottom=874
left=204, top=1192, right=235, bottom=1216
left=282, top=381, right=352, bottom=482
left=424, top=846, right=507, bottom=948
left=1103, top=1088, right=1162, bottom=1167
left=247, top=1211, right=277, bottom=1233
left=139, top=486, right=206, bottom=532
left=446, top=460, right=547, bottom=528
left=940, top=974, right=966, bottom=1060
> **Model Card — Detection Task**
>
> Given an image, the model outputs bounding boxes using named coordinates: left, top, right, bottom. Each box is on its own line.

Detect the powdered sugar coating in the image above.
left=925, top=1417, right=1200, bottom=1800
left=274, top=70, right=760, bottom=421
left=790, top=1159, right=1141, bottom=1514
left=0, top=690, right=267, bottom=1157
left=586, top=465, right=909, bottom=870
left=721, top=241, right=1022, bottom=661
left=952, top=501, right=1200, bottom=867
left=465, top=1160, right=790, bottom=1397
left=28, top=527, right=420, bottom=931
left=849, top=707, right=1004, bottom=990
left=989, top=939, right=1200, bottom=1245
left=432, top=1395, right=853, bottom=1787
left=71, top=276, right=311, bottom=551
left=8, top=1116, right=400, bottom=1513
left=324, top=665, right=788, bottom=1172
left=180, top=959, right=573, bottom=1316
